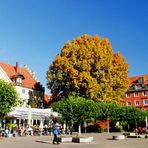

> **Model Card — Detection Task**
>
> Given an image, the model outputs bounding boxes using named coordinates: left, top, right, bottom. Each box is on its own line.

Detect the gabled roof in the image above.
left=0, top=62, right=40, bottom=89
left=129, top=74, right=148, bottom=86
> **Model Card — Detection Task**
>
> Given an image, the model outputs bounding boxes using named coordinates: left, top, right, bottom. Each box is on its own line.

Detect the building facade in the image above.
left=0, top=62, right=45, bottom=108
left=0, top=62, right=58, bottom=128
left=124, top=75, right=148, bottom=110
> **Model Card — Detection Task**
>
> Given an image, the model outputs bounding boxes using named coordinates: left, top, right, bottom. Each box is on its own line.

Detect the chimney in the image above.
left=16, top=62, right=19, bottom=73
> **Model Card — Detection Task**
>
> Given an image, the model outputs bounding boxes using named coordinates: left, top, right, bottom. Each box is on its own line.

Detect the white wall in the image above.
left=15, top=86, right=43, bottom=107
left=15, top=86, right=32, bottom=99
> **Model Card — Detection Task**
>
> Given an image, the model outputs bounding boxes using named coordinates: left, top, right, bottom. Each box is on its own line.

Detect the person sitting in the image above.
left=138, top=127, right=142, bottom=135
left=44, top=124, right=48, bottom=135
left=19, top=126, right=25, bottom=136
left=26, top=126, right=33, bottom=136
left=4, top=127, right=9, bottom=137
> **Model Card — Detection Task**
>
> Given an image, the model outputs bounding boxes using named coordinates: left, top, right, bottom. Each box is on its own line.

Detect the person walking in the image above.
left=52, top=122, right=60, bottom=144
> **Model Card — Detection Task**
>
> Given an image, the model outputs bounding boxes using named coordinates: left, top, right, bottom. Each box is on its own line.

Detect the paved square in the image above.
left=0, top=133, right=147, bottom=148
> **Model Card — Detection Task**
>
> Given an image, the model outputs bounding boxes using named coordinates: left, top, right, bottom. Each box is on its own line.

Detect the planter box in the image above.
left=57, top=136, right=72, bottom=143
left=72, top=136, right=94, bottom=143
left=112, top=135, right=125, bottom=140
left=129, top=133, right=136, bottom=136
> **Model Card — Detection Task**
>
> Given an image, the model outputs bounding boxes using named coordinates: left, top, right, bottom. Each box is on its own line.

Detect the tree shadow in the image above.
left=106, top=138, right=114, bottom=140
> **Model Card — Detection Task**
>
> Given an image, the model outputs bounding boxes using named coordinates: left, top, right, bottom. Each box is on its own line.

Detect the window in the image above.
left=126, top=93, right=130, bottom=98
left=134, top=92, right=138, bottom=97
left=143, top=91, right=148, bottom=96
left=143, top=100, right=148, bottom=105
left=138, top=77, right=144, bottom=83
left=22, top=89, right=25, bottom=94
left=16, top=78, right=22, bottom=83
left=135, top=100, right=140, bottom=106
left=134, top=85, right=138, bottom=90
left=127, top=101, right=131, bottom=106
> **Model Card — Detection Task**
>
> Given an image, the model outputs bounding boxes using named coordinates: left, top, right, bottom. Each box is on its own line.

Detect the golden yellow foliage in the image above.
left=47, top=34, right=129, bottom=104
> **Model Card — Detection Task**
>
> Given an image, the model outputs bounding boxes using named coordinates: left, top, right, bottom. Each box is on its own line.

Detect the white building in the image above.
left=0, top=62, right=45, bottom=107
left=0, top=62, right=57, bottom=128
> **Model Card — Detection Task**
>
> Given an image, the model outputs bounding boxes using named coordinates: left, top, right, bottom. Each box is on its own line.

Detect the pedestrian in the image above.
left=44, top=124, right=48, bottom=135
left=52, top=122, right=60, bottom=144
left=4, top=127, right=9, bottom=137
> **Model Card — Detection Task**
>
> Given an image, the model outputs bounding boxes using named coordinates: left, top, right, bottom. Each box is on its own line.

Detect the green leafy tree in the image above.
left=144, top=110, right=148, bottom=119
left=97, top=102, right=120, bottom=122
left=117, top=106, right=145, bottom=131
left=144, top=110, right=148, bottom=128
left=47, top=34, right=129, bottom=104
left=0, top=79, right=18, bottom=117
left=51, top=95, right=98, bottom=134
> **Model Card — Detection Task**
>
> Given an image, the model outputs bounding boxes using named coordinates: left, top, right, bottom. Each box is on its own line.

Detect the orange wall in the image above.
left=124, top=91, right=148, bottom=110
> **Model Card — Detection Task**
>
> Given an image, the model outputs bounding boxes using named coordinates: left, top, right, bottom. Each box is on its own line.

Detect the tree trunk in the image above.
left=78, top=123, right=81, bottom=136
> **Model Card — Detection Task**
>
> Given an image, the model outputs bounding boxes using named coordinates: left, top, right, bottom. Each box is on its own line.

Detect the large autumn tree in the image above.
left=47, top=34, right=129, bottom=103
left=0, top=79, right=18, bottom=117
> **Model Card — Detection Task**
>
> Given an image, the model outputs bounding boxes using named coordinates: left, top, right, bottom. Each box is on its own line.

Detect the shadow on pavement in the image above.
left=106, top=138, right=114, bottom=140
left=35, top=140, right=52, bottom=144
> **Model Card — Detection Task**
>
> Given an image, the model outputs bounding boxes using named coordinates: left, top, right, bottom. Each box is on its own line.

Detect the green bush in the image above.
left=115, top=125, right=124, bottom=132
left=97, top=128, right=105, bottom=133
left=6, top=123, right=17, bottom=129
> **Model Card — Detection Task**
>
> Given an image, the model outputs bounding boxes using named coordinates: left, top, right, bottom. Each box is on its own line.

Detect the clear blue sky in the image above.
left=0, top=0, right=148, bottom=94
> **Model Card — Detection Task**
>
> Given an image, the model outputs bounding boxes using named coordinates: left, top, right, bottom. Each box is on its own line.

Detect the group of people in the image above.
left=19, top=125, right=33, bottom=136
left=134, top=127, right=148, bottom=134
left=0, top=122, right=64, bottom=145
left=0, top=125, right=34, bottom=137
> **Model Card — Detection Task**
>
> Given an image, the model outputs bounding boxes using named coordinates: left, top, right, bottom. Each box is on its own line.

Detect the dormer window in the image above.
left=16, top=77, right=22, bottom=84
left=134, top=85, right=138, bottom=90
left=138, top=77, right=144, bottom=84
left=11, top=74, right=25, bottom=86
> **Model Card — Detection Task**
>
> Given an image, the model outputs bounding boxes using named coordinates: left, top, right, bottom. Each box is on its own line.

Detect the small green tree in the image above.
left=0, top=79, right=18, bottom=117
left=144, top=110, right=148, bottom=119
left=97, top=102, right=119, bottom=121
left=51, top=95, right=98, bottom=135
left=117, top=106, right=145, bottom=131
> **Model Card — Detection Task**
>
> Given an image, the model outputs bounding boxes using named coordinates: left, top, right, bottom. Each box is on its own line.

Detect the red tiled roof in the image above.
left=0, top=62, right=37, bottom=89
left=44, top=94, right=52, bottom=104
left=129, top=74, right=148, bottom=85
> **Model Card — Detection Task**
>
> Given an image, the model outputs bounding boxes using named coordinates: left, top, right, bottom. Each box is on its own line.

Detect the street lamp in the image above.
left=145, top=116, right=148, bottom=128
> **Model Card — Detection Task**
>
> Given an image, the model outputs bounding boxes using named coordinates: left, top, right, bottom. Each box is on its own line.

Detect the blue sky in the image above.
left=0, top=0, right=148, bottom=94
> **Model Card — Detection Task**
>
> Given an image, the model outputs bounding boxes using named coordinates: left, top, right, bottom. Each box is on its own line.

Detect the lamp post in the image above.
left=145, top=116, right=148, bottom=128
left=84, top=122, right=87, bottom=134
left=107, top=118, right=110, bottom=134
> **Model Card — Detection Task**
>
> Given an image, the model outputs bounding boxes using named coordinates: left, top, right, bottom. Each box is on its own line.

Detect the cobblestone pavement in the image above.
left=0, top=133, right=147, bottom=148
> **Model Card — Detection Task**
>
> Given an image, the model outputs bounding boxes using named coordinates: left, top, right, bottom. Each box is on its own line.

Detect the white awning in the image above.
left=8, top=107, right=58, bottom=120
